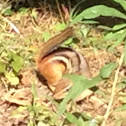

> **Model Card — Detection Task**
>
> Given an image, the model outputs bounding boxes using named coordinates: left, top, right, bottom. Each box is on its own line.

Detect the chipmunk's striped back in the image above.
left=46, top=47, right=91, bottom=77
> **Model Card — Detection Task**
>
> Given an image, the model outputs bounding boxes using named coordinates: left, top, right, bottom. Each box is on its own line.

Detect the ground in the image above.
left=0, top=1, right=126, bottom=126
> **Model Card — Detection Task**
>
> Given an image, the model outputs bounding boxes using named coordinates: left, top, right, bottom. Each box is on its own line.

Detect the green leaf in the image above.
left=81, top=113, right=92, bottom=120
left=105, top=29, right=126, bottom=42
left=16, top=7, right=29, bottom=19
left=105, top=29, right=126, bottom=51
left=5, top=72, right=19, bottom=85
left=10, top=52, right=24, bottom=73
left=31, top=83, right=37, bottom=99
left=104, top=32, right=115, bottom=40
left=81, top=20, right=99, bottom=24
left=112, top=30, right=126, bottom=47
left=1, top=6, right=14, bottom=16
left=80, top=26, right=90, bottom=38
left=72, top=5, right=126, bottom=24
left=98, top=25, right=112, bottom=31
left=113, top=0, right=126, bottom=12
left=112, top=24, right=126, bottom=31
left=53, top=22, right=66, bottom=31
left=83, top=121, right=92, bottom=126
left=115, top=104, right=126, bottom=111
left=19, top=7, right=28, bottom=13
left=57, top=75, right=102, bottom=116
left=0, top=62, right=6, bottom=73
left=65, top=113, right=81, bottom=126
left=63, top=38, right=73, bottom=45
left=100, top=62, right=118, bottom=79
left=9, top=77, right=19, bottom=85
left=31, top=8, right=38, bottom=19
left=11, top=61, right=22, bottom=73
left=42, top=32, right=51, bottom=42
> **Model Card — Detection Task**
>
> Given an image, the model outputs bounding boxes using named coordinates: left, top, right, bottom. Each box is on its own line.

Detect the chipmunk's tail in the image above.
left=37, top=27, right=73, bottom=64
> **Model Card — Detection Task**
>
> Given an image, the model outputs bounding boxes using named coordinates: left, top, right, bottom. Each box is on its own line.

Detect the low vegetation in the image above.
left=0, top=0, right=126, bottom=126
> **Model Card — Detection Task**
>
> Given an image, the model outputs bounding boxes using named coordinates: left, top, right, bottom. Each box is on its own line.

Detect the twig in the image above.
left=101, top=53, right=124, bottom=126
left=2, top=17, right=20, bottom=34
left=1, top=77, right=8, bottom=92
left=55, top=0, right=64, bottom=22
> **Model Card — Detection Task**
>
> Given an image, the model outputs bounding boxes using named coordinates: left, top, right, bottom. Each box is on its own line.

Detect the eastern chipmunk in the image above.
left=37, top=27, right=91, bottom=99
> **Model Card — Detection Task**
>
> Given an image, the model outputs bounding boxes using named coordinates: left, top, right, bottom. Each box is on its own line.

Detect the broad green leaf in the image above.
left=80, top=26, right=90, bottom=38
left=19, top=7, right=28, bottom=13
left=0, top=62, right=6, bottom=73
left=10, top=52, right=24, bottom=73
left=112, top=24, right=126, bottom=31
left=3, top=9, right=14, bottom=16
left=104, top=32, right=118, bottom=40
left=53, top=22, right=66, bottom=31
left=57, top=75, right=102, bottom=116
left=83, top=121, right=92, bottom=126
left=42, top=32, right=51, bottom=42
left=81, top=113, right=92, bottom=120
left=65, top=113, right=81, bottom=126
left=100, top=62, right=118, bottom=79
left=1, top=6, right=14, bottom=16
left=113, top=0, right=126, bottom=11
left=5, top=72, right=19, bottom=85
left=78, top=116, right=85, bottom=124
left=64, top=38, right=73, bottom=45
left=105, top=29, right=126, bottom=41
left=112, top=30, right=126, bottom=48
left=31, top=8, right=38, bottom=19
left=16, top=7, right=29, bottom=19
left=105, top=29, right=126, bottom=51
left=72, top=5, right=126, bottom=24
left=9, top=77, right=19, bottom=85
left=11, top=61, right=22, bottom=73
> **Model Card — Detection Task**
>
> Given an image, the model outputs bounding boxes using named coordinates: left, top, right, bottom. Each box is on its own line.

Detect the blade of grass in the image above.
left=57, top=75, right=102, bottom=117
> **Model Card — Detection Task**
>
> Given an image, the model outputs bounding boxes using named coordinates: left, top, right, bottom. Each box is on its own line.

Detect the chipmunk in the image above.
left=37, top=27, right=91, bottom=99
